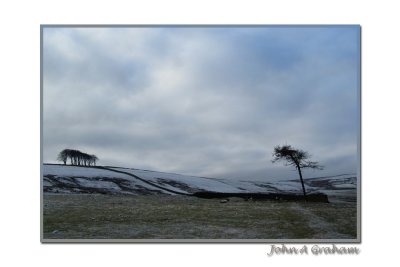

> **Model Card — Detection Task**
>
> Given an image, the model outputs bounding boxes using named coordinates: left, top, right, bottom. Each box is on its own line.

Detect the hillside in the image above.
left=42, top=164, right=358, bottom=239
left=42, top=164, right=357, bottom=203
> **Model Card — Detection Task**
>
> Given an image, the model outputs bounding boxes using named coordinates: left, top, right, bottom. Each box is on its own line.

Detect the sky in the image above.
left=42, top=26, right=360, bottom=181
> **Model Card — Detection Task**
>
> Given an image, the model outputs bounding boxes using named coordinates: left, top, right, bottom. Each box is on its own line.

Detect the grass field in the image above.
left=42, top=194, right=357, bottom=240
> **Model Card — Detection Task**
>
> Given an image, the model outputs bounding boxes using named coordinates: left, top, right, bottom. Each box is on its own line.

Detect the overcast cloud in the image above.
left=42, top=26, right=360, bottom=181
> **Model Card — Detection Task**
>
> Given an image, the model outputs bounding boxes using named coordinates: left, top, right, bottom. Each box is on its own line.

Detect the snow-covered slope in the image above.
left=43, top=164, right=357, bottom=200
left=43, top=165, right=173, bottom=195
left=299, top=174, right=357, bottom=190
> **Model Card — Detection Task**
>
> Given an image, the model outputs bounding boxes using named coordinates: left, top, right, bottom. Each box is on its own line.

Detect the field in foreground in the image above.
left=43, top=194, right=357, bottom=240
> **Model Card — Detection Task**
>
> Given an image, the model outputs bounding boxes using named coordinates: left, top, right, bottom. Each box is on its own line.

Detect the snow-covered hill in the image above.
left=43, top=164, right=357, bottom=202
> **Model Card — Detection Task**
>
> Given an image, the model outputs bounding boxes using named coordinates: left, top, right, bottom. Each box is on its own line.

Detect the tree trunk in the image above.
left=296, top=166, right=307, bottom=201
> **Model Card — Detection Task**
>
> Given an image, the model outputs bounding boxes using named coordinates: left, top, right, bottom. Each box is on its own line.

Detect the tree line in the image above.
left=57, top=149, right=98, bottom=166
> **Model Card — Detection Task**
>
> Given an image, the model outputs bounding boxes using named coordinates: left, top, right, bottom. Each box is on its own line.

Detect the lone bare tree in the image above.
left=272, top=145, right=323, bottom=200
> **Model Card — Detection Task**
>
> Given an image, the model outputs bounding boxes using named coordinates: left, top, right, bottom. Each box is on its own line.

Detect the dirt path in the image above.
left=291, top=202, right=355, bottom=239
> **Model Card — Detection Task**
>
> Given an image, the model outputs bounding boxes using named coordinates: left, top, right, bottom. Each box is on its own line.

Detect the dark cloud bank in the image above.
left=43, top=26, right=360, bottom=181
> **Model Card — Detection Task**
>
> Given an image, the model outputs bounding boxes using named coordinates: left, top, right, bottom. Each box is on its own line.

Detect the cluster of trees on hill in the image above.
left=57, top=149, right=98, bottom=166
